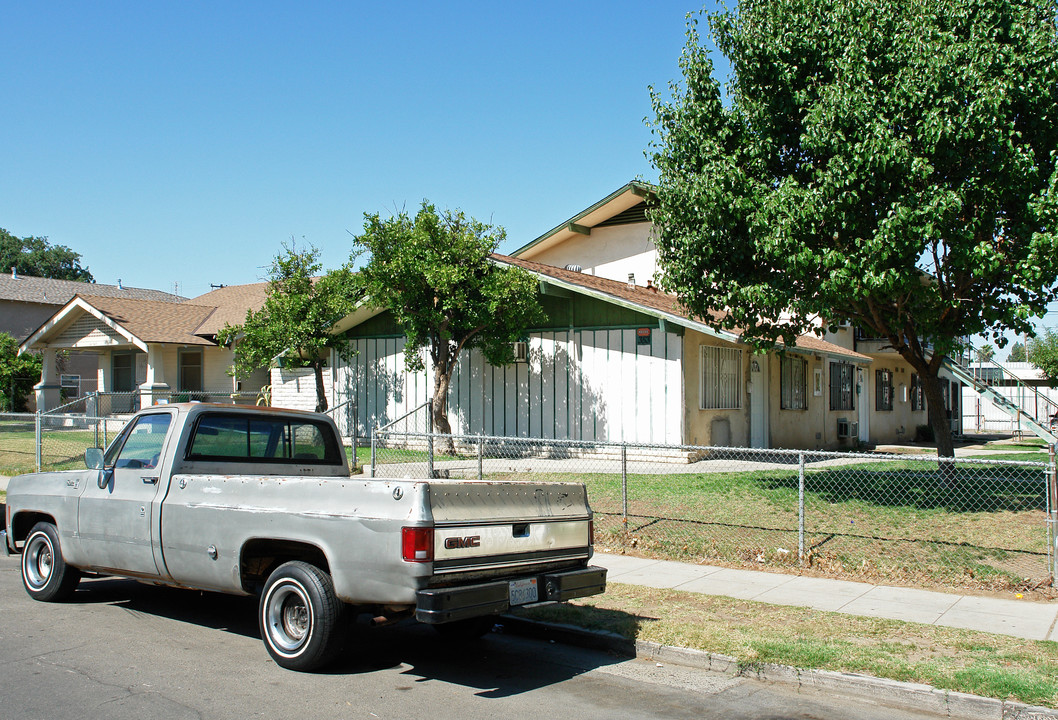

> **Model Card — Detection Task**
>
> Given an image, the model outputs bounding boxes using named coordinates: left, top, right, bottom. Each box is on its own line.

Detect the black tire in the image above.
left=433, top=614, right=497, bottom=641
left=21, top=522, right=81, bottom=602
left=259, top=561, right=344, bottom=671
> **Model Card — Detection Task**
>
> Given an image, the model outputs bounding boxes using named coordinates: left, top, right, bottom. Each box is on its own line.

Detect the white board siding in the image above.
left=333, top=329, right=684, bottom=444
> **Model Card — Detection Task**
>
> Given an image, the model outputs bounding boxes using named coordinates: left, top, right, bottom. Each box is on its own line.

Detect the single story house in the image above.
left=20, top=283, right=272, bottom=413
left=0, top=270, right=185, bottom=404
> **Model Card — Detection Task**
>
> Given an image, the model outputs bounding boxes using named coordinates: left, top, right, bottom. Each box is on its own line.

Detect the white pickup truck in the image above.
left=2, top=403, right=605, bottom=671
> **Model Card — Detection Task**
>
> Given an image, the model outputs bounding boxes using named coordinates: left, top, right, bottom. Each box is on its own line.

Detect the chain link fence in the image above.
left=370, top=429, right=1056, bottom=594
left=1, top=413, right=127, bottom=477
left=4, top=409, right=1054, bottom=595
left=42, top=390, right=264, bottom=417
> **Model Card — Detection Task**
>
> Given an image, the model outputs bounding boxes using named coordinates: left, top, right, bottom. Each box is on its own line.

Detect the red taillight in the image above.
left=402, top=527, right=433, bottom=563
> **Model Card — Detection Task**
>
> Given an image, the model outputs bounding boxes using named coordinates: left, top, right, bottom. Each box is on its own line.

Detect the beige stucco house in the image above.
left=20, top=284, right=272, bottom=413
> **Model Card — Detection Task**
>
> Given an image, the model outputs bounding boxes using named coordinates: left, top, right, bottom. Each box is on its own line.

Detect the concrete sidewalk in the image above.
left=595, top=552, right=1058, bottom=641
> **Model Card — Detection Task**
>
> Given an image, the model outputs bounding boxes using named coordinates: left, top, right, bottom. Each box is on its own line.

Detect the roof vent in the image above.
left=117, top=279, right=123, bottom=290
left=627, top=273, right=635, bottom=289
left=564, top=264, right=582, bottom=273
left=11, top=267, right=16, bottom=279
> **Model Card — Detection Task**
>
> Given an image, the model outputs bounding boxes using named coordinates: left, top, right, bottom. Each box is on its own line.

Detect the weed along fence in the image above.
left=370, top=429, right=1058, bottom=594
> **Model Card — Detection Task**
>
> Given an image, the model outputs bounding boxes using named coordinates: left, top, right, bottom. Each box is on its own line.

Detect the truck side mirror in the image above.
left=85, top=448, right=104, bottom=470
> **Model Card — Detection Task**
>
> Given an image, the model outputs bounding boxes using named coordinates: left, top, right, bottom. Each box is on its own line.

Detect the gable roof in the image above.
left=492, top=254, right=870, bottom=363
left=512, top=180, right=657, bottom=260
left=0, top=273, right=185, bottom=305
left=78, top=295, right=218, bottom=346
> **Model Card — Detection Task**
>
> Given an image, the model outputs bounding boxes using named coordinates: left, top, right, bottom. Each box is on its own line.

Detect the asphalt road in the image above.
left=0, top=555, right=951, bottom=720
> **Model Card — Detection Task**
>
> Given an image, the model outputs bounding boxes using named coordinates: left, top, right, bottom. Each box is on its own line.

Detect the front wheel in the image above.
left=259, top=561, right=344, bottom=671
left=21, top=522, right=81, bottom=602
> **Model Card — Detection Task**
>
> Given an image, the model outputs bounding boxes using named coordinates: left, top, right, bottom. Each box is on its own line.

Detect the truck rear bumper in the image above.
left=415, top=565, right=607, bottom=624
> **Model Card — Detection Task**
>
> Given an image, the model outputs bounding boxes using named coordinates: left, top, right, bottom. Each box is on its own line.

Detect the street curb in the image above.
left=500, top=615, right=1058, bottom=720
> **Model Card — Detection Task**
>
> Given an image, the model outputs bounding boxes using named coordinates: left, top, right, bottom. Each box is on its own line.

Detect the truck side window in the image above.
left=106, top=414, right=173, bottom=469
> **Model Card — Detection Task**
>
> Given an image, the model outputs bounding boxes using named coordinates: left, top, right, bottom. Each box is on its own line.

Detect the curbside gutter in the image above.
left=500, top=615, right=1058, bottom=720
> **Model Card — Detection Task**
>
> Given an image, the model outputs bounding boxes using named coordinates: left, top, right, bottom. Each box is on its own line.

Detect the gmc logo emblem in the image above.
left=444, top=536, right=481, bottom=549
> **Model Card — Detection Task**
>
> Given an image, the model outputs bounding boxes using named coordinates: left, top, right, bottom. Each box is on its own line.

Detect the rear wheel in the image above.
left=259, top=561, right=344, bottom=671
left=21, top=522, right=81, bottom=602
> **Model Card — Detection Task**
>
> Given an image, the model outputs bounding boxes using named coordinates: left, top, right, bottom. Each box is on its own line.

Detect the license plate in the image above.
left=509, top=577, right=539, bottom=605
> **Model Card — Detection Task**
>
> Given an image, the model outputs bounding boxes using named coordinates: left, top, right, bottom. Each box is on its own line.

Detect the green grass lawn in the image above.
left=516, top=583, right=1058, bottom=707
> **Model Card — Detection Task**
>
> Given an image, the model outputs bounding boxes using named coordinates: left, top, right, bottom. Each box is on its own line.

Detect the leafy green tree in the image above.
left=1027, top=329, right=1058, bottom=381
left=0, top=332, right=42, bottom=412
left=975, top=345, right=995, bottom=363
left=352, top=202, right=545, bottom=439
left=219, top=243, right=358, bottom=412
left=0, top=228, right=93, bottom=282
left=1007, top=341, right=1028, bottom=363
left=649, top=0, right=1058, bottom=457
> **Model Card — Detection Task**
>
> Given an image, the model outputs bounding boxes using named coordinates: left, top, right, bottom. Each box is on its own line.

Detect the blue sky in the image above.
left=2, top=2, right=1051, bottom=357
left=1, top=1, right=712, bottom=298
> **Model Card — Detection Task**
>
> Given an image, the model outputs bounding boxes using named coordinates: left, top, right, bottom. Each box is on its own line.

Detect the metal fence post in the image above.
left=353, top=401, right=361, bottom=473
left=35, top=410, right=42, bottom=473
left=1049, top=444, right=1057, bottom=584
left=477, top=435, right=484, bottom=481
left=621, top=444, right=628, bottom=533
left=426, top=400, right=435, bottom=480
left=798, top=451, right=806, bottom=564
left=370, top=425, right=377, bottom=478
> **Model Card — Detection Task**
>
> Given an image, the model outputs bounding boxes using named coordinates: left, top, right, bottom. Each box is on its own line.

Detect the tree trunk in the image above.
left=432, top=356, right=455, bottom=454
left=919, top=372, right=954, bottom=458
left=313, top=361, right=328, bottom=413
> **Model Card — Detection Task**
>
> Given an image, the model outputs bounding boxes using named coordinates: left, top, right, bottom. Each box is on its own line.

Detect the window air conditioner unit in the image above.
left=837, top=418, right=858, bottom=438
left=512, top=341, right=528, bottom=362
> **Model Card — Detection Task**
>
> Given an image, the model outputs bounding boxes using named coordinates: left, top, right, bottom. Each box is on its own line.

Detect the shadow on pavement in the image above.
left=66, top=574, right=632, bottom=697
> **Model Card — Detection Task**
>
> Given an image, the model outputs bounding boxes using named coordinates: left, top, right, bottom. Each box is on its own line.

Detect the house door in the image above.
left=112, top=352, right=136, bottom=412
left=749, top=356, right=769, bottom=448
left=857, top=367, right=870, bottom=443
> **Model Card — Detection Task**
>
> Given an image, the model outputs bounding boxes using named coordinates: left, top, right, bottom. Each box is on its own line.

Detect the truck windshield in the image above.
left=186, top=413, right=341, bottom=464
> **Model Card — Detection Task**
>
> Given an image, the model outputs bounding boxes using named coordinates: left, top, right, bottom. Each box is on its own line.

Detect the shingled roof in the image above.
left=491, top=254, right=870, bottom=362
left=74, top=295, right=216, bottom=346
left=186, top=282, right=271, bottom=337
left=0, top=273, right=185, bottom=305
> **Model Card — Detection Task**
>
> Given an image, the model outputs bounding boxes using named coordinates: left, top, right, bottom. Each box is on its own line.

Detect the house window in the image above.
left=780, top=355, right=807, bottom=410
left=60, top=374, right=80, bottom=400
left=875, top=369, right=893, bottom=411
left=829, top=362, right=855, bottom=411
left=178, top=350, right=203, bottom=392
left=910, top=374, right=924, bottom=410
left=700, top=345, right=742, bottom=410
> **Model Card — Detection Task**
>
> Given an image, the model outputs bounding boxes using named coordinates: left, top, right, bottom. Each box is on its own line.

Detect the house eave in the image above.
left=512, top=181, right=657, bottom=260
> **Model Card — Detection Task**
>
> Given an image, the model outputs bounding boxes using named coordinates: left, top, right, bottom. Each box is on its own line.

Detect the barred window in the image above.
left=910, top=374, right=924, bottom=410
left=700, top=345, right=742, bottom=410
left=875, top=369, right=894, bottom=411
left=781, top=355, right=808, bottom=410
left=829, top=362, right=855, bottom=411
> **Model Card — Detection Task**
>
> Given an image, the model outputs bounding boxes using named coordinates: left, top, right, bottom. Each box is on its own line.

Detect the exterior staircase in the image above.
left=944, top=355, right=1058, bottom=445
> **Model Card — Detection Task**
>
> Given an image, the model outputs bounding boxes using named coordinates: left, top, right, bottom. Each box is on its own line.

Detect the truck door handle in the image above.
left=142, top=476, right=158, bottom=484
